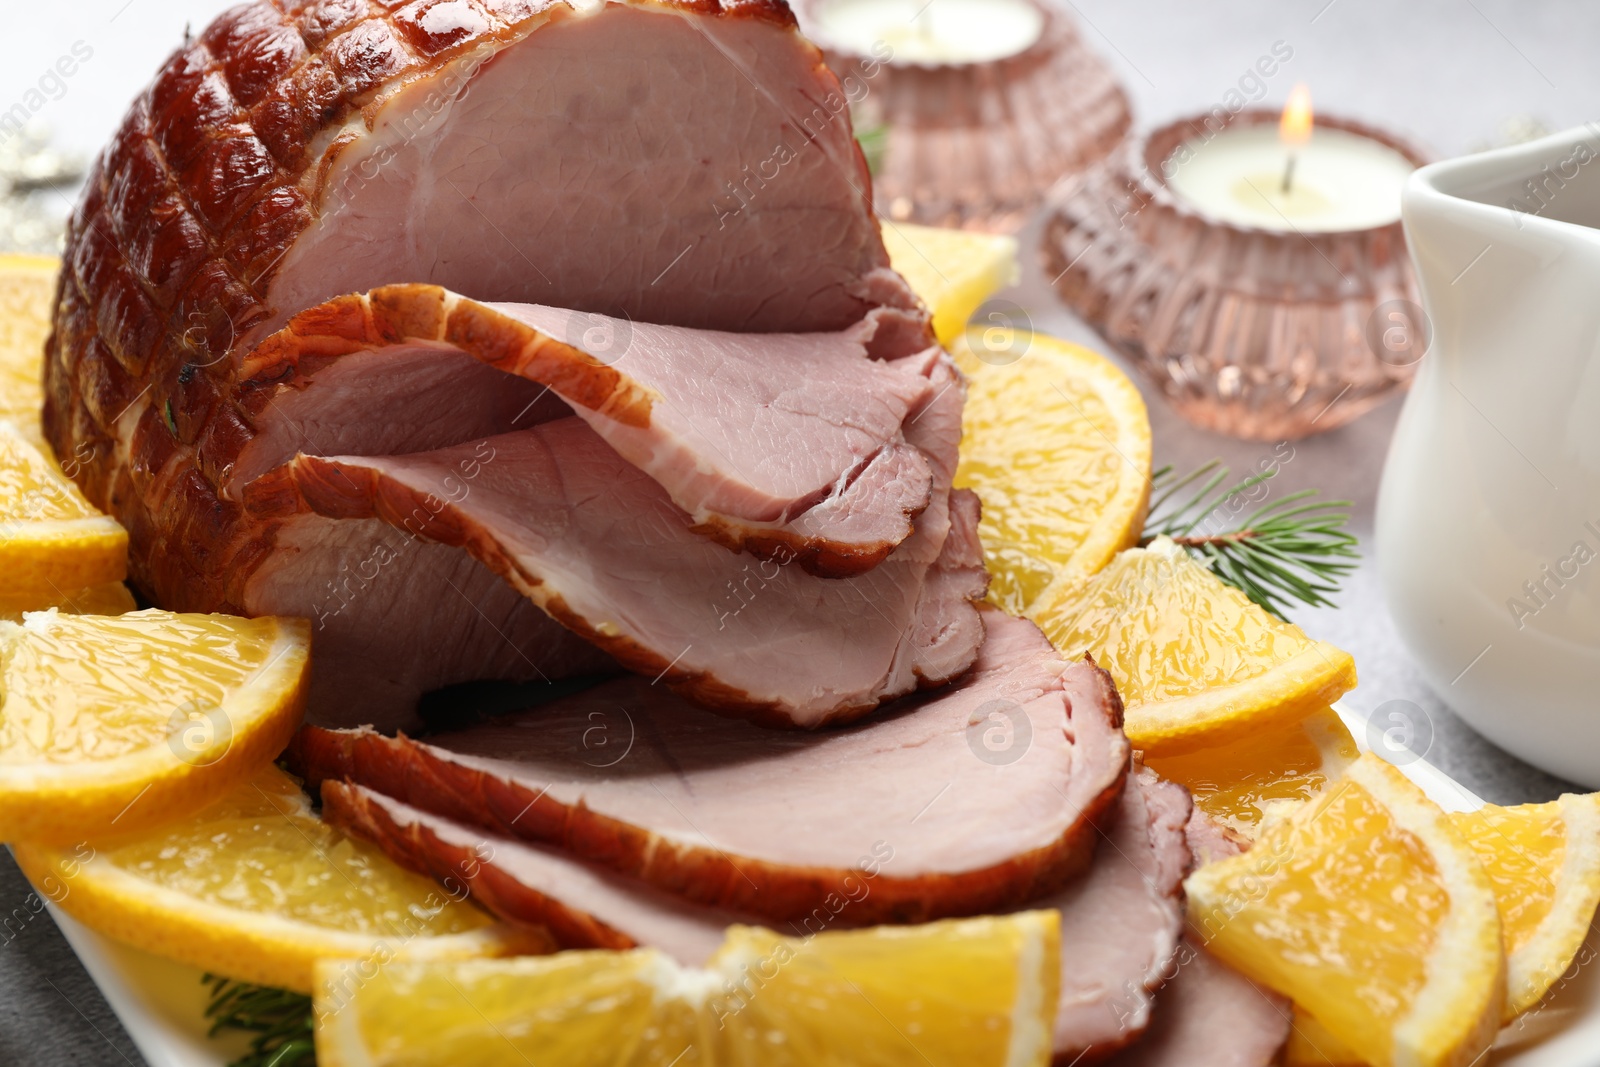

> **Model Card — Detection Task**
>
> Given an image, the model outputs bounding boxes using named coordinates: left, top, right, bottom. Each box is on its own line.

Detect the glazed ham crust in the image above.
left=41, top=0, right=888, bottom=616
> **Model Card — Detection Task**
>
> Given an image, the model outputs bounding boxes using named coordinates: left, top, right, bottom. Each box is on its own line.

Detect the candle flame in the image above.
left=1280, top=83, right=1313, bottom=147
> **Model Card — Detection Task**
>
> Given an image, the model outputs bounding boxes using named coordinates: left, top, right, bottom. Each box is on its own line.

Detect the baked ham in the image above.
left=1105, top=944, right=1291, bottom=1067
left=290, top=611, right=1132, bottom=920
left=252, top=424, right=982, bottom=726
left=247, top=334, right=973, bottom=728
left=321, top=778, right=1275, bottom=1063
left=323, top=780, right=748, bottom=965
left=314, top=756, right=1190, bottom=1058
left=41, top=0, right=985, bottom=730
left=232, top=286, right=943, bottom=576
left=1105, top=814, right=1291, bottom=1067
left=1037, top=769, right=1190, bottom=1063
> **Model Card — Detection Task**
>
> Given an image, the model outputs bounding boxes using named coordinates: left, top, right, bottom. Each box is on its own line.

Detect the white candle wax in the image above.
left=1165, top=125, right=1414, bottom=233
left=813, top=0, right=1045, bottom=65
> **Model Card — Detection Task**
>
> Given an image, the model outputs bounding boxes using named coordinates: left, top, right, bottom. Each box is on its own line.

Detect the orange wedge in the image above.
left=315, top=911, right=1061, bottom=1067
left=1146, top=706, right=1358, bottom=838
left=0, top=419, right=127, bottom=603
left=1032, top=537, right=1356, bottom=756
left=881, top=222, right=1018, bottom=347
left=0, top=253, right=56, bottom=425
left=15, top=765, right=535, bottom=991
left=1454, top=793, right=1600, bottom=1018
left=0, top=609, right=308, bottom=844
left=1188, top=754, right=1503, bottom=1067
left=954, top=335, right=1151, bottom=614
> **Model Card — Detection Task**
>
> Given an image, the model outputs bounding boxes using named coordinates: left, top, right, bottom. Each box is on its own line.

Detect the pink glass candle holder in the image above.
left=801, top=0, right=1131, bottom=233
left=1041, top=109, right=1430, bottom=440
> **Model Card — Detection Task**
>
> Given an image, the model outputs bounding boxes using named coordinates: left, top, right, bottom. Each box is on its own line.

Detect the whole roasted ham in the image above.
left=43, top=0, right=982, bottom=730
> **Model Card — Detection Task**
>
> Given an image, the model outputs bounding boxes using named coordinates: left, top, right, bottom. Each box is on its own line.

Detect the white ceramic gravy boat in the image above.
left=1379, top=125, right=1600, bottom=788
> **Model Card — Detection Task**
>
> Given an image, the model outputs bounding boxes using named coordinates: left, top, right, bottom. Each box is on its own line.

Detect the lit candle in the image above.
left=811, top=0, right=1046, bottom=65
left=1164, top=85, right=1415, bottom=233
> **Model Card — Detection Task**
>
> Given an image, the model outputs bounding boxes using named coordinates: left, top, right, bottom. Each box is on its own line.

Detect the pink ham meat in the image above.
left=1104, top=944, right=1291, bottom=1067
left=1035, top=769, right=1192, bottom=1063
left=1104, top=813, right=1291, bottom=1067
left=290, top=612, right=1131, bottom=921
left=323, top=780, right=743, bottom=965
left=338, top=788, right=1275, bottom=1066
left=305, top=748, right=1203, bottom=1055
left=252, top=420, right=981, bottom=727
left=248, top=342, right=977, bottom=730
left=230, top=286, right=941, bottom=577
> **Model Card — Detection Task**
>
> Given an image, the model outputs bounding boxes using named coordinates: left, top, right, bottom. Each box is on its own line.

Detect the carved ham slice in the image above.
left=1104, top=814, right=1291, bottom=1067
left=1035, top=769, right=1192, bottom=1063
left=313, top=741, right=1186, bottom=1054
left=322, top=780, right=743, bottom=966
left=321, top=779, right=1272, bottom=1063
left=291, top=611, right=1131, bottom=918
left=252, top=420, right=980, bottom=727
left=241, top=341, right=975, bottom=731
left=1104, top=944, right=1292, bottom=1067
left=231, top=286, right=941, bottom=577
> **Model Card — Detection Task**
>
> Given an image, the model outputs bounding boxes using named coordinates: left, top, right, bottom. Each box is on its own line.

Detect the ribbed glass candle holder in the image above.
left=1041, top=110, right=1429, bottom=439
left=803, top=1, right=1131, bottom=233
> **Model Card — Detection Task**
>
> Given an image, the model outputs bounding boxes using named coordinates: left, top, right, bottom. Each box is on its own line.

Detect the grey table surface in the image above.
left=4, top=0, right=1599, bottom=1063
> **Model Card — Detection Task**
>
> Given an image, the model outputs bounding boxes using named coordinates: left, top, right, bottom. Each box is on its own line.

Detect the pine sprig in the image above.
left=1140, top=461, right=1359, bottom=620
left=202, top=975, right=316, bottom=1067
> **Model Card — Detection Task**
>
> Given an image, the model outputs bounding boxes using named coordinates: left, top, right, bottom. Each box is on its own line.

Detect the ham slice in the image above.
left=252, top=418, right=981, bottom=727
left=1104, top=943, right=1291, bottom=1067
left=324, top=780, right=1286, bottom=1062
left=314, top=751, right=1195, bottom=1058
left=249, top=515, right=622, bottom=723
left=1104, top=813, right=1291, bottom=1067
left=323, top=780, right=741, bottom=966
left=231, top=287, right=942, bottom=577
left=1036, top=769, right=1192, bottom=1063
left=240, top=343, right=972, bottom=732
left=290, top=611, right=1131, bottom=920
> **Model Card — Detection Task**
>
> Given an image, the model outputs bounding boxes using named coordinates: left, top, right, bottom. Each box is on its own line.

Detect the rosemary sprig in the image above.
left=202, top=975, right=316, bottom=1067
left=1139, top=460, right=1359, bottom=620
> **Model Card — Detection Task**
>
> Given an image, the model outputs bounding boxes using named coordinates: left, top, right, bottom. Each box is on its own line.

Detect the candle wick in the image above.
left=1281, top=154, right=1297, bottom=195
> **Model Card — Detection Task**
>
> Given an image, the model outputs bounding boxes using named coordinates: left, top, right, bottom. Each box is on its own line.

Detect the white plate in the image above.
left=30, top=704, right=1600, bottom=1066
